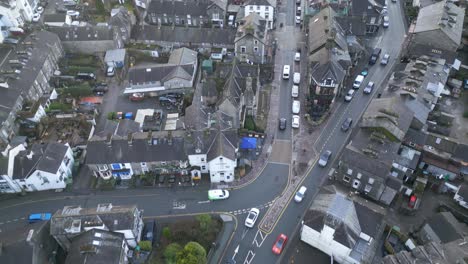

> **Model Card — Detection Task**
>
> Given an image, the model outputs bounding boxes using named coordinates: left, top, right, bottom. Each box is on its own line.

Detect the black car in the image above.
left=93, top=86, right=108, bottom=93
left=369, top=48, right=382, bottom=65
left=142, top=220, right=155, bottom=243
left=341, top=118, right=353, bottom=132
left=168, top=175, right=176, bottom=183
left=279, top=118, right=286, bottom=130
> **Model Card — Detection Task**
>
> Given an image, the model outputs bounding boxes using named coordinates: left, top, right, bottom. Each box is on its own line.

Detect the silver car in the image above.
left=318, top=150, right=332, bottom=167
left=381, top=54, right=390, bottom=65
left=245, top=208, right=260, bottom=228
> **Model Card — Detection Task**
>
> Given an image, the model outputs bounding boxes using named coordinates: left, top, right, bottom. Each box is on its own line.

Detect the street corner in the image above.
left=270, top=140, right=292, bottom=164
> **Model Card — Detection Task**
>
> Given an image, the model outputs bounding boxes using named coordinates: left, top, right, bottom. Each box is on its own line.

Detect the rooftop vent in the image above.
left=96, top=203, right=113, bottom=212
left=62, top=205, right=82, bottom=216
left=65, top=219, right=82, bottom=234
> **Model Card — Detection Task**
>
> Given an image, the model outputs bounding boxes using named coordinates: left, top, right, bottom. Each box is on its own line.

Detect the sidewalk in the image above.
left=208, top=214, right=236, bottom=264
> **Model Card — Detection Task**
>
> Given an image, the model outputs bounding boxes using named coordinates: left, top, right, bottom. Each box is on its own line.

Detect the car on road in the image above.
left=272, top=234, right=288, bottom=255
left=245, top=208, right=260, bottom=228
left=292, top=100, right=300, bottom=114
left=361, top=67, right=369, bottom=77
left=130, top=93, right=145, bottom=101
left=318, top=150, right=332, bottom=167
left=295, top=52, right=300, bottom=62
left=292, top=85, right=299, bottom=98
left=341, top=118, right=353, bottom=132
left=208, top=189, right=230, bottom=200
left=381, top=53, right=390, bottom=65
left=353, top=75, right=364, bottom=89
left=282, top=65, right=290, bottom=80
left=32, top=13, right=41, bottom=22
left=369, top=48, right=382, bottom=65
left=383, top=16, right=389, bottom=28
left=28, top=213, right=51, bottom=223
left=93, top=85, right=108, bottom=93
left=279, top=118, right=286, bottom=130
left=293, top=72, right=300, bottom=85
left=363, top=81, right=375, bottom=94
left=292, top=115, right=300, bottom=128
left=295, top=16, right=301, bottom=24
left=344, top=89, right=355, bottom=102
left=294, top=186, right=307, bottom=202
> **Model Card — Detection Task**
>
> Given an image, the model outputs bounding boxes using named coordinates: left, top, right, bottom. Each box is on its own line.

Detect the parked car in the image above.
left=353, top=75, right=365, bottom=89
left=279, top=118, right=287, bottom=130
left=318, top=150, right=332, bottom=167
left=106, top=66, right=115, bottom=77
left=76, top=72, right=96, bottom=80
left=294, top=52, right=300, bottom=62
left=363, top=81, right=375, bottom=94
left=341, top=118, right=353, bottom=132
left=272, top=234, right=288, bottom=255
left=344, top=89, right=355, bottom=102
left=168, top=175, right=176, bottom=183
left=28, top=213, right=51, bottom=223
left=93, top=86, right=108, bottom=93
left=208, top=189, right=230, bottom=200
left=36, top=6, right=44, bottom=14
left=294, top=186, right=307, bottom=202
left=293, top=72, right=300, bottom=85
left=130, top=93, right=144, bottom=101
left=292, top=115, right=300, bottom=128
left=245, top=208, right=260, bottom=228
left=295, top=16, right=301, bottom=24
left=67, top=10, right=80, bottom=17
left=32, top=13, right=41, bottom=22
left=159, top=96, right=176, bottom=105
left=381, top=53, right=390, bottom=65
left=143, top=220, right=155, bottom=244
left=383, top=16, right=389, bottom=28
left=291, top=85, right=299, bottom=98
left=369, top=48, right=382, bottom=65
left=158, top=175, right=165, bottom=184
left=292, top=100, right=300, bottom=114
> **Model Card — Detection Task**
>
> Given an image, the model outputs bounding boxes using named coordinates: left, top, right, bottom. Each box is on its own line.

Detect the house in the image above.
left=131, top=25, right=236, bottom=49
left=109, top=6, right=135, bottom=44
left=300, top=185, right=385, bottom=264
left=243, top=0, right=275, bottom=29
left=349, top=0, right=385, bottom=34
left=307, top=7, right=352, bottom=119
left=0, top=0, right=35, bottom=27
left=104, top=49, right=126, bottom=68
left=48, top=26, right=124, bottom=54
left=0, top=31, right=63, bottom=145
left=454, top=184, right=468, bottom=209
left=418, top=212, right=466, bottom=245
left=0, top=142, right=74, bottom=193
left=125, top=47, right=198, bottom=95
left=407, top=0, right=465, bottom=55
left=234, top=13, right=268, bottom=64
left=85, top=131, right=188, bottom=180
left=43, top=14, right=72, bottom=27
left=50, top=203, right=143, bottom=250
left=145, top=0, right=227, bottom=28
left=17, top=92, right=57, bottom=123
left=65, top=229, right=129, bottom=264
left=207, top=128, right=238, bottom=183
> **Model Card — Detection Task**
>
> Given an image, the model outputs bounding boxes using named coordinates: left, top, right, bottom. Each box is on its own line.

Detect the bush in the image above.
left=196, top=214, right=212, bottom=233
left=162, top=227, right=172, bottom=240
left=48, top=102, right=72, bottom=112
left=139, top=240, right=152, bottom=252
left=463, top=111, right=468, bottom=118
left=244, top=115, right=256, bottom=131
left=164, top=243, right=182, bottom=264
left=176, top=242, right=207, bottom=264
left=107, top=112, right=117, bottom=120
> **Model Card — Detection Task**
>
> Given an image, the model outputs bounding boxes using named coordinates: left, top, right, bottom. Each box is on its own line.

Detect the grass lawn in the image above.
left=149, top=216, right=222, bottom=264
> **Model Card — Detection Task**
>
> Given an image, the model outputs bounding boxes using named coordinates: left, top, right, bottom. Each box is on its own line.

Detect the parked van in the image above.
left=292, top=85, right=299, bottom=98
left=293, top=72, right=300, bottom=85
left=292, top=100, right=300, bottom=114
left=76, top=72, right=96, bottom=80
left=369, top=48, right=382, bottom=64
left=353, top=75, right=365, bottom=89
left=283, top=65, right=290, bottom=80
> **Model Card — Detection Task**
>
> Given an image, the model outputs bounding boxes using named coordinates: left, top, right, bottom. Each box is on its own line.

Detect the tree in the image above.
left=138, top=240, right=152, bottom=252
left=196, top=214, right=212, bottom=233
left=162, top=226, right=172, bottom=240
left=164, top=243, right=182, bottom=264
left=176, top=242, right=207, bottom=264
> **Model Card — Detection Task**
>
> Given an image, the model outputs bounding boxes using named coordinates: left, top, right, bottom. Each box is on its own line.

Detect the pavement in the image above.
left=208, top=214, right=236, bottom=264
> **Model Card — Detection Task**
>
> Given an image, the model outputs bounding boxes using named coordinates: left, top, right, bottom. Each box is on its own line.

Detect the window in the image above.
left=254, top=40, right=258, bottom=45
left=219, top=157, right=223, bottom=161
left=265, top=13, right=269, bottom=19
left=201, top=158, right=205, bottom=162
left=256, top=6, right=260, bottom=10
left=254, top=47, right=258, bottom=52
left=249, top=6, right=253, bottom=10
left=201, top=166, right=206, bottom=170
left=241, top=46, right=246, bottom=53
left=343, top=175, right=351, bottom=183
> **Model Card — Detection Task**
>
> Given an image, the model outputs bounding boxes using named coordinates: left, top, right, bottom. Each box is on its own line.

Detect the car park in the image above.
left=344, top=89, right=355, bottom=102
left=245, top=208, right=260, bottom=228
left=363, top=81, right=375, bottom=94
left=381, top=53, right=390, bottom=65
left=292, top=85, right=299, bottom=98
left=293, top=72, right=300, bottom=85
left=208, top=189, right=230, bottom=200
left=341, top=118, right=353, bottom=132
left=353, top=75, right=364, bottom=89
left=272, top=234, right=288, bottom=255
left=295, top=52, right=300, bottom=62
left=279, top=118, right=286, bottom=130
left=292, top=115, right=300, bottom=128
left=292, top=100, right=300, bottom=114
left=294, top=186, right=307, bottom=202
left=318, top=150, right=332, bottom=167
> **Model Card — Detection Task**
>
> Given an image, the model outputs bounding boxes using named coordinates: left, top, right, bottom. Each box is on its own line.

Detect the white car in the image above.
left=291, top=85, right=299, bottom=98
left=292, top=115, right=300, bottom=128
left=383, top=16, right=389, bottom=28
left=36, top=6, right=44, bottom=14
left=295, top=16, right=301, bottom=24
left=292, top=100, right=300, bottom=114
left=295, top=52, right=300, bottom=62
left=67, top=10, right=80, bottom=17
left=208, top=189, right=230, bottom=200
left=294, top=186, right=307, bottom=202
left=344, top=89, right=355, bottom=102
left=293, top=72, right=300, bottom=85
left=32, top=13, right=41, bottom=22
left=245, top=208, right=260, bottom=228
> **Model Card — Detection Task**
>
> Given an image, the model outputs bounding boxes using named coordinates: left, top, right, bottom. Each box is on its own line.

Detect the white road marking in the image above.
left=241, top=228, right=249, bottom=239
left=243, top=250, right=256, bottom=264
left=197, top=200, right=210, bottom=204
left=172, top=201, right=186, bottom=210
left=252, top=229, right=268, bottom=247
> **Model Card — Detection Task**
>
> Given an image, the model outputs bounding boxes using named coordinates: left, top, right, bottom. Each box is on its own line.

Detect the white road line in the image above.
left=244, top=250, right=256, bottom=264
left=197, top=200, right=210, bottom=204
left=13, top=219, right=18, bottom=222
left=252, top=229, right=268, bottom=247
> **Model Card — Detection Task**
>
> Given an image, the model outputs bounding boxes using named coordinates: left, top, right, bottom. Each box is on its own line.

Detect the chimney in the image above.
left=147, top=131, right=153, bottom=145
left=127, top=133, right=133, bottom=145
left=106, top=134, right=112, bottom=146
left=167, top=131, right=173, bottom=145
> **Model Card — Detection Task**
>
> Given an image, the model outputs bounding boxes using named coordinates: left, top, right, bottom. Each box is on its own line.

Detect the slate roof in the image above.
left=350, top=0, right=385, bottom=18
left=13, top=143, right=68, bottom=179
left=453, top=143, right=468, bottom=161
left=43, top=13, right=68, bottom=23
left=245, top=0, right=275, bottom=7
left=65, top=229, right=126, bottom=264
left=207, top=130, right=238, bottom=161
left=168, top=47, right=198, bottom=65
left=335, top=16, right=367, bottom=36
left=86, top=133, right=186, bottom=164
left=49, top=26, right=115, bottom=42
left=422, top=212, right=465, bottom=244
left=413, top=1, right=464, bottom=48
left=129, top=65, right=194, bottom=85
left=457, top=184, right=468, bottom=201
left=202, top=79, right=219, bottom=98
left=308, top=7, right=348, bottom=54
left=235, top=13, right=267, bottom=44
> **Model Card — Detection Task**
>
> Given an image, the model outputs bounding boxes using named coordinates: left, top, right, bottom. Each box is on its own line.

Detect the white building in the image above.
left=0, top=0, right=35, bottom=27
left=244, top=0, right=276, bottom=29
left=206, top=130, right=238, bottom=183
left=300, top=186, right=385, bottom=264
left=454, top=184, right=468, bottom=209
left=0, top=142, right=74, bottom=193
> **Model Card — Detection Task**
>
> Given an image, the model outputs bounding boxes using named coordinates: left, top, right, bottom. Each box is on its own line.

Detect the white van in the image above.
left=292, top=85, right=299, bottom=98
left=353, top=75, right=365, bottom=89
left=293, top=72, right=300, bottom=84
left=292, top=100, right=300, bottom=114
left=283, top=65, right=290, bottom=80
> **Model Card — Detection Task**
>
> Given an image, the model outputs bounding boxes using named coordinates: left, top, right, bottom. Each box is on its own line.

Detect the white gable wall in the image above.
left=188, top=154, right=209, bottom=173
left=244, top=4, right=274, bottom=29
left=208, top=155, right=236, bottom=183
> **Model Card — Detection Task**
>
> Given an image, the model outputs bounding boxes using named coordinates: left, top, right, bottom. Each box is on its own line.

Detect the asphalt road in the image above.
left=0, top=2, right=407, bottom=264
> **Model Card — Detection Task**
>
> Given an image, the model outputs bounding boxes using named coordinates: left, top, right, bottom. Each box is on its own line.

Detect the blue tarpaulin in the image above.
left=240, top=137, right=257, bottom=149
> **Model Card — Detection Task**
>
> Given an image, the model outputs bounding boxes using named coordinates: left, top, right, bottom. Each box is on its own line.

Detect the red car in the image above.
left=272, top=233, right=288, bottom=255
